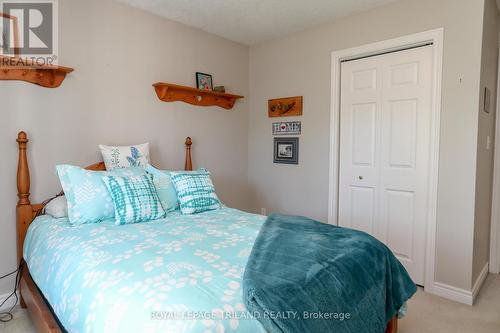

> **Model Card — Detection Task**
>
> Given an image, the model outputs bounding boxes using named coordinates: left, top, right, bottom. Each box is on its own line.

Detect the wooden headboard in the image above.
left=15, top=131, right=194, bottom=264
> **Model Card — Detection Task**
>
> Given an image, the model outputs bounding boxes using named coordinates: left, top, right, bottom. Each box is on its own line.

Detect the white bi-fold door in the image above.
left=338, top=45, right=433, bottom=285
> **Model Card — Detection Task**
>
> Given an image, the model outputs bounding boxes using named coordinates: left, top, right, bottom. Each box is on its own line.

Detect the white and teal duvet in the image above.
left=24, top=208, right=267, bottom=333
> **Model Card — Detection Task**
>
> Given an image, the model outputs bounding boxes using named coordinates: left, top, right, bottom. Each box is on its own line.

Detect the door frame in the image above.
left=328, top=28, right=444, bottom=292
left=489, top=48, right=500, bottom=275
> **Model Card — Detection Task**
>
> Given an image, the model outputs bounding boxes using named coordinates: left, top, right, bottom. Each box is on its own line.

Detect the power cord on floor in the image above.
left=0, top=260, right=24, bottom=323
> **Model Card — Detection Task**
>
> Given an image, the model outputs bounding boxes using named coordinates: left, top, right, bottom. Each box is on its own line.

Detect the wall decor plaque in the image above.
left=272, top=121, right=301, bottom=135
left=268, top=96, right=303, bottom=117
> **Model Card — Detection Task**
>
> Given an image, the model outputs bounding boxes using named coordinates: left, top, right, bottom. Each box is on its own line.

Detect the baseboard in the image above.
left=432, top=262, right=489, bottom=306
left=0, top=291, right=19, bottom=313
left=433, top=281, right=473, bottom=305
left=471, top=262, right=489, bottom=302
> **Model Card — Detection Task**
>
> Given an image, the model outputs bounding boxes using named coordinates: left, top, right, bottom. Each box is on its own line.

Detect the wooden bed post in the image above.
left=385, top=317, right=398, bottom=333
left=17, top=131, right=32, bottom=309
left=185, top=137, right=193, bottom=171
left=17, top=131, right=32, bottom=265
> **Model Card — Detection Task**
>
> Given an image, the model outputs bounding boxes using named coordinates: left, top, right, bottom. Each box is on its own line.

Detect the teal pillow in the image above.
left=102, top=174, right=166, bottom=225
left=145, top=165, right=179, bottom=212
left=56, top=165, right=145, bottom=225
left=170, top=169, right=221, bottom=215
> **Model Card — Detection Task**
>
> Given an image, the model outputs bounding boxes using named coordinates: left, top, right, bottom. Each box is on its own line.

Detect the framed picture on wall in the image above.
left=196, top=72, right=213, bottom=90
left=274, top=137, right=299, bottom=164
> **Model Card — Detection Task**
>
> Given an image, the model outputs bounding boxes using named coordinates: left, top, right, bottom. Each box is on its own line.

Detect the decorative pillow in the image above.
left=56, top=165, right=146, bottom=225
left=146, top=165, right=179, bottom=212
left=170, top=169, right=221, bottom=215
left=44, top=195, right=68, bottom=218
left=99, top=143, right=150, bottom=170
left=102, top=174, right=165, bottom=225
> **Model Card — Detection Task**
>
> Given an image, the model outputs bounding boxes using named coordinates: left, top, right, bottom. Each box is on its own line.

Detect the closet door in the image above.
left=338, top=45, right=433, bottom=285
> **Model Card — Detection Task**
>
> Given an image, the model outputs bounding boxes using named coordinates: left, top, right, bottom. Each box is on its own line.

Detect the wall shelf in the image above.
left=0, top=55, right=74, bottom=88
left=153, top=82, right=243, bottom=110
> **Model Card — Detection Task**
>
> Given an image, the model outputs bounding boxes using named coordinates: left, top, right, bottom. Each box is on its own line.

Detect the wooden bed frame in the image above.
left=15, top=131, right=397, bottom=333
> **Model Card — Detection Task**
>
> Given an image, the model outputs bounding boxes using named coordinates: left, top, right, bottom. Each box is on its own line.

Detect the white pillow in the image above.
left=45, top=196, right=68, bottom=218
left=99, top=143, right=150, bottom=170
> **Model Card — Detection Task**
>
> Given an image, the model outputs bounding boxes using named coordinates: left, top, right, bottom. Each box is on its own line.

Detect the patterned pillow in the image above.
left=56, top=165, right=146, bottom=225
left=99, top=143, right=150, bottom=170
left=145, top=165, right=179, bottom=212
left=102, top=174, right=166, bottom=225
left=170, top=169, right=221, bottom=215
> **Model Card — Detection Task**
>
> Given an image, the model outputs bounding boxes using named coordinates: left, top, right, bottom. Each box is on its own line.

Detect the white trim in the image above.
left=432, top=262, right=489, bottom=305
left=433, top=282, right=474, bottom=305
left=472, top=262, right=490, bottom=301
left=432, top=282, right=474, bottom=305
left=489, top=47, right=500, bottom=274
left=0, top=291, right=18, bottom=313
left=328, top=29, right=444, bottom=294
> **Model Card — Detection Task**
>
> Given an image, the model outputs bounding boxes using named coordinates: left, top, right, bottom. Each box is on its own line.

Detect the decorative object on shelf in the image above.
left=272, top=121, right=301, bottom=136
left=274, top=137, right=299, bottom=165
left=153, top=82, right=243, bottom=110
left=484, top=87, right=491, bottom=113
left=213, top=86, right=225, bottom=93
left=196, top=72, right=213, bottom=90
left=268, top=96, right=303, bottom=118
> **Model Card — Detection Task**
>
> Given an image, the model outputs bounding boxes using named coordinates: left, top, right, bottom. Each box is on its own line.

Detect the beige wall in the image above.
left=248, top=0, right=486, bottom=291
left=0, top=0, right=249, bottom=295
left=473, top=0, right=499, bottom=283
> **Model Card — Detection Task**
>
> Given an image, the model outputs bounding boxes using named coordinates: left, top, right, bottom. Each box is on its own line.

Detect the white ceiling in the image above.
left=116, top=0, right=400, bottom=45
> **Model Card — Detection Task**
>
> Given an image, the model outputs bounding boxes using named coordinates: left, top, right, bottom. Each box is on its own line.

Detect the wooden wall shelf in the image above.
left=0, top=55, right=74, bottom=88
left=153, top=82, right=243, bottom=110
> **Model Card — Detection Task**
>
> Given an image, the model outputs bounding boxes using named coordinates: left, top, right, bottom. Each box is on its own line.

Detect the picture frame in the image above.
left=196, top=72, right=213, bottom=90
left=274, top=137, right=299, bottom=165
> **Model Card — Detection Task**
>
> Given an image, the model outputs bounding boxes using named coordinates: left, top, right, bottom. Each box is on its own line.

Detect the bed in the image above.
left=15, top=131, right=399, bottom=333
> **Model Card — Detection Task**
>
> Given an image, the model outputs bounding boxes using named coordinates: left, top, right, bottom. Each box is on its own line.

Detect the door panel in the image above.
left=385, top=189, right=415, bottom=260
left=349, top=186, right=375, bottom=234
left=352, top=103, right=376, bottom=166
left=388, top=99, right=417, bottom=168
left=352, top=68, right=377, bottom=91
left=339, top=45, right=433, bottom=285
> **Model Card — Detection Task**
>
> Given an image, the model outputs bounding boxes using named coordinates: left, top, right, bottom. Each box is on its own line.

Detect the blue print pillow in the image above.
left=56, top=165, right=146, bottom=225
left=99, top=143, right=150, bottom=170
left=170, top=169, right=221, bottom=215
left=145, top=165, right=179, bottom=212
left=102, top=174, right=166, bottom=225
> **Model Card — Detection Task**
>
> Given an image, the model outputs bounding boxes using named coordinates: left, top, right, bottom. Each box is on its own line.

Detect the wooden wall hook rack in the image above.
left=0, top=55, right=74, bottom=88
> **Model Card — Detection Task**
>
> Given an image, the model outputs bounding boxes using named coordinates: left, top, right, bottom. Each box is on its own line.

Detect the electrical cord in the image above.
left=0, top=270, right=17, bottom=280
left=0, top=260, right=24, bottom=323
left=0, top=192, right=60, bottom=323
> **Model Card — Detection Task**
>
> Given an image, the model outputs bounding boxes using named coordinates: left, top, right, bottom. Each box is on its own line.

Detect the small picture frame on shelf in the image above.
left=196, top=72, right=213, bottom=90
left=274, top=137, right=299, bottom=165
